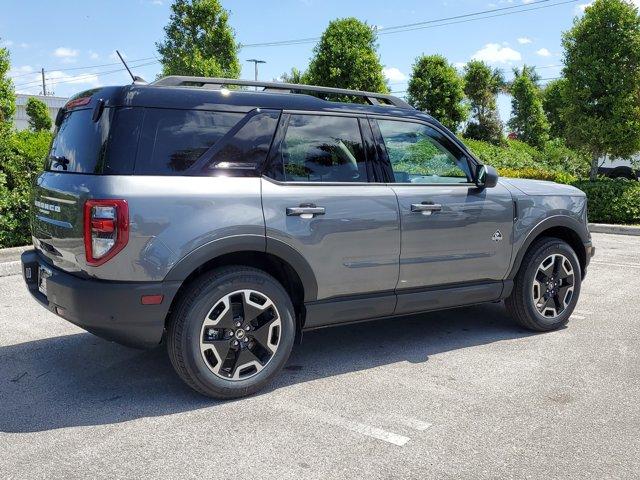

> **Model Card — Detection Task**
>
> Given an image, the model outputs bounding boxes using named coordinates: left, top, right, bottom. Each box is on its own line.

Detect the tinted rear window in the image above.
left=135, top=109, right=244, bottom=175
left=47, top=108, right=110, bottom=173
left=47, top=107, right=143, bottom=175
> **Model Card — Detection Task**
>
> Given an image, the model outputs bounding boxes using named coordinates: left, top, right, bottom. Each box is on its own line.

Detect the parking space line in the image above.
left=285, top=404, right=410, bottom=446
left=573, top=310, right=591, bottom=315
left=387, top=414, right=432, bottom=432
left=571, top=315, right=585, bottom=320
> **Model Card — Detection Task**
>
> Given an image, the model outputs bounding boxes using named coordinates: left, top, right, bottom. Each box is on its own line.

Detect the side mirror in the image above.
left=476, top=165, right=499, bottom=189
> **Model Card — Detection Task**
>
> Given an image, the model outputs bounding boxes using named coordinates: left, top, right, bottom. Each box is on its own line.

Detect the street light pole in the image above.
left=246, top=59, right=266, bottom=88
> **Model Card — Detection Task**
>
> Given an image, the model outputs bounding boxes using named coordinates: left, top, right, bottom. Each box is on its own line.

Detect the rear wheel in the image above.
left=506, top=238, right=581, bottom=331
left=167, top=266, right=296, bottom=399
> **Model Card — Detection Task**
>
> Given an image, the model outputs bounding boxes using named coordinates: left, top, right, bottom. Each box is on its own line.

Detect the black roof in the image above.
left=69, top=82, right=436, bottom=123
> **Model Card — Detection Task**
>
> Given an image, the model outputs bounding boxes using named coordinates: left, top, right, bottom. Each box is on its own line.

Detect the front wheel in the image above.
left=506, top=237, right=581, bottom=331
left=167, top=266, right=296, bottom=399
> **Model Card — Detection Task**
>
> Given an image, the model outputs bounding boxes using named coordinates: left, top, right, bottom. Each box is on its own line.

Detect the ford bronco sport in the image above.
left=21, top=77, right=595, bottom=399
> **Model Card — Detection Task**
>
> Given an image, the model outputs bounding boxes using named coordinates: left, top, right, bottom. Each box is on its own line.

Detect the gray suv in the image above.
left=21, top=77, right=595, bottom=398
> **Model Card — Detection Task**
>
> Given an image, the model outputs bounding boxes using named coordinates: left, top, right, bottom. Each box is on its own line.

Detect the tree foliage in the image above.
left=26, top=97, right=52, bottom=131
left=0, top=45, right=16, bottom=124
left=306, top=18, right=388, bottom=93
left=562, top=0, right=640, bottom=179
left=407, top=55, right=468, bottom=132
left=278, top=67, right=305, bottom=84
left=462, top=60, right=504, bottom=144
left=543, top=78, right=569, bottom=140
left=156, top=0, right=240, bottom=78
left=508, top=65, right=550, bottom=148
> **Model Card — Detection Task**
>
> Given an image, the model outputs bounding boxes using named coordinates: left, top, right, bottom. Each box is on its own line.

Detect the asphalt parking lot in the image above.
left=1, top=232, right=639, bottom=479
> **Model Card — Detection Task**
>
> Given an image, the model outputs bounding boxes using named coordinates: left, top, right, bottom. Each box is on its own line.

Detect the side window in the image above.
left=136, top=109, right=244, bottom=175
left=205, top=111, right=280, bottom=174
left=377, top=120, right=471, bottom=184
left=276, top=114, right=367, bottom=183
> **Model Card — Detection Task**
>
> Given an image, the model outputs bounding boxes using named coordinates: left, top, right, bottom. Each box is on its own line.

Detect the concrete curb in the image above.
left=588, top=223, right=640, bottom=236
left=0, top=245, right=30, bottom=263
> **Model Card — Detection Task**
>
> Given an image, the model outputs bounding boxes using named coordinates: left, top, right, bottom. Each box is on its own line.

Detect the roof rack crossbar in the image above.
left=151, top=76, right=413, bottom=109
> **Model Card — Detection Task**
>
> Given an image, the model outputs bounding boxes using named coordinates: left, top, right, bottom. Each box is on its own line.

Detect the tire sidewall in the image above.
left=522, top=241, right=581, bottom=328
left=180, top=270, right=295, bottom=396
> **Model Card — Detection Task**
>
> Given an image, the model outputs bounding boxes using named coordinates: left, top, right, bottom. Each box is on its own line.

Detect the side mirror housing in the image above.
left=476, top=165, right=499, bottom=189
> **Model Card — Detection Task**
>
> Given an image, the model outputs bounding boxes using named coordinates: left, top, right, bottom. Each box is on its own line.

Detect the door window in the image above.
left=377, top=120, right=471, bottom=184
left=275, top=114, right=367, bottom=182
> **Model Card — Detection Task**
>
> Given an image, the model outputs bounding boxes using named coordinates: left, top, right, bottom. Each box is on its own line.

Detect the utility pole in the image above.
left=41, top=68, right=47, bottom=96
left=246, top=59, right=266, bottom=89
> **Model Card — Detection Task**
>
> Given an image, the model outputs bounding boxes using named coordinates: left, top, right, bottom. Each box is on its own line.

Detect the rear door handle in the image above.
left=411, top=202, right=442, bottom=215
left=286, top=204, right=326, bottom=218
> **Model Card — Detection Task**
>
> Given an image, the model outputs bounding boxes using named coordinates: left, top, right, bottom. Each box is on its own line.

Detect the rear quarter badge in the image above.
left=492, top=230, right=503, bottom=242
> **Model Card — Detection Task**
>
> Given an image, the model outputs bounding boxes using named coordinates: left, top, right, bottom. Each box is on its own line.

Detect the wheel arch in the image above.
left=163, top=236, right=318, bottom=333
left=508, top=216, right=589, bottom=280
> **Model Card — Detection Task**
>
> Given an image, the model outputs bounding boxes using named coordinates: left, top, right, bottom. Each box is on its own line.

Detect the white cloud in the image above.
left=383, top=67, right=407, bottom=82
left=517, top=37, right=532, bottom=44
left=53, top=47, right=79, bottom=58
left=1, top=39, right=14, bottom=47
left=471, top=43, right=522, bottom=64
left=575, top=2, right=593, bottom=14
left=151, top=0, right=163, bottom=4
left=522, top=0, right=535, bottom=4
left=454, top=62, right=467, bottom=70
left=536, top=48, right=552, bottom=57
left=89, top=51, right=99, bottom=60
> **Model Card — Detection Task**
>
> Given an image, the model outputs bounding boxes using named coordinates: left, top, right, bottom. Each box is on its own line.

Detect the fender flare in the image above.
left=507, top=215, right=589, bottom=280
left=164, top=234, right=318, bottom=302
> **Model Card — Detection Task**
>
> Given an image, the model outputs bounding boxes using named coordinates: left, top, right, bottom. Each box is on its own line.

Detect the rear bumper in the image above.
left=21, top=249, right=181, bottom=349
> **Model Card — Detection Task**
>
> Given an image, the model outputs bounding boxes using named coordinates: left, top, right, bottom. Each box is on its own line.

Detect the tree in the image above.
left=156, top=0, right=240, bottom=78
left=0, top=45, right=16, bottom=124
left=562, top=0, right=640, bottom=180
left=278, top=67, right=305, bottom=84
left=543, top=78, right=569, bottom=140
left=463, top=60, right=504, bottom=144
left=406, top=55, right=468, bottom=132
left=26, top=97, right=52, bottom=131
left=306, top=18, right=388, bottom=93
left=508, top=65, right=550, bottom=148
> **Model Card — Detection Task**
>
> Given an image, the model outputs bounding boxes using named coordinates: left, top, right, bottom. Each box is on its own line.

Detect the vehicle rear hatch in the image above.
left=31, top=87, right=139, bottom=274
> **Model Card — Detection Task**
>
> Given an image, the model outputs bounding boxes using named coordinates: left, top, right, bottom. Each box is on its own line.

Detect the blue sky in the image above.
left=1, top=0, right=608, bottom=121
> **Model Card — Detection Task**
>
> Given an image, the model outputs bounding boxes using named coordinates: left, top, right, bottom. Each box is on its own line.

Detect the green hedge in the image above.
left=0, top=127, right=51, bottom=248
left=497, top=167, right=577, bottom=185
left=462, top=137, right=590, bottom=178
left=573, top=179, right=640, bottom=225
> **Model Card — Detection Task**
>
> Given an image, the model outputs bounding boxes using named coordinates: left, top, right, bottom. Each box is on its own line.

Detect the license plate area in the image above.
left=38, top=265, right=52, bottom=296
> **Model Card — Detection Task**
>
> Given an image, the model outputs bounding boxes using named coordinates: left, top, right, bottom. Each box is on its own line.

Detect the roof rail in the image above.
left=151, top=76, right=414, bottom=109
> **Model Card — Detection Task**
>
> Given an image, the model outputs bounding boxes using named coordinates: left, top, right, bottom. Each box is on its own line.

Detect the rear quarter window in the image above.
left=135, top=109, right=244, bottom=175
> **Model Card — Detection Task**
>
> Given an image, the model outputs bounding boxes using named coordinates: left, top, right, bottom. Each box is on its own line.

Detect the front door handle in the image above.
left=286, top=204, right=326, bottom=218
left=411, top=202, right=442, bottom=215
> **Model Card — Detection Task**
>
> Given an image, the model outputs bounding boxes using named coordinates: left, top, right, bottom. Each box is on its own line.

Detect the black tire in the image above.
left=506, top=237, right=581, bottom=332
left=167, top=266, right=296, bottom=399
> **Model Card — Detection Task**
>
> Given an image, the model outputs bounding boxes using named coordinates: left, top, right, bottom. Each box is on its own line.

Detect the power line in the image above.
left=10, top=56, right=157, bottom=79
left=241, top=0, right=579, bottom=48
left=13, top=60, right=159, bottom=89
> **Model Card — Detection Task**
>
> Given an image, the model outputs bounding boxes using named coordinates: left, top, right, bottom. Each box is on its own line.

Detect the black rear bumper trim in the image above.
left=21, top=249, right=180, bottom=349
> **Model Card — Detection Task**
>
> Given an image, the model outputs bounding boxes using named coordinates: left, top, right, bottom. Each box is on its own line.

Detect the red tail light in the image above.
left=84, top=199, right=129, bottom=266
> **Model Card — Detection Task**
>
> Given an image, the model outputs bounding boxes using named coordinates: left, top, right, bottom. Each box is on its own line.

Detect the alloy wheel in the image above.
left=531, top=253, right=575, bottom=319
left=200, top=289, right=281, bottom=380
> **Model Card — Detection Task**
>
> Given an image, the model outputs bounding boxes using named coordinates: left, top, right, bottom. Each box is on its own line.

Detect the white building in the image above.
left=14, top=94, right=67, bottom=131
